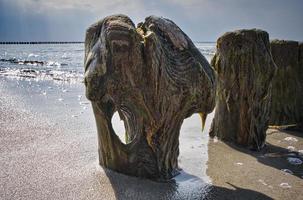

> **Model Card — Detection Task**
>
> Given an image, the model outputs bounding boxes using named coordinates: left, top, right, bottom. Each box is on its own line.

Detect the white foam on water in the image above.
left=61, top=53, right=68, bottom=58
left=281, top=169, right=294, bottom=175
left=235, top=162, right=243, bottom=166
left=298, top=150, right=303, bottom=157
left=195, top=43, right=216, bottom=56
left=79, top=101, right=90, bottom=105
left=46, top=61, right=61, bottom=67
left=28, top=53, right=39, bottom=58
left=279, top=182, right=291, bottom=188
left=284, top=137, right=298, bottom=142
left=0, top=68, right=83, bottom=83
left=287, top=157, right=302, bottom=165
left=287, top=146, right=295, bottom=151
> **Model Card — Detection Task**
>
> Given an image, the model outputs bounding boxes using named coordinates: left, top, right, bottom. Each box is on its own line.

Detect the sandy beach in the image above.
left=1, top=0, right=303, bottom=199
left=0, top=76, right=302, bottom=200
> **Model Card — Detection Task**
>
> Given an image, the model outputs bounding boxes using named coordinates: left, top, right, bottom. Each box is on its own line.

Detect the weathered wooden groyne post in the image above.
left=84, top=15, right=216, bottom=180
left=269, top=40, right=303, bottom=130
left=209, top=29, right=276, bottom=150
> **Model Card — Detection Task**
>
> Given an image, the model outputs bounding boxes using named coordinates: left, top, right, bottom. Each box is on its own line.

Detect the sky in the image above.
left=0, top=0, right=302, bottom=42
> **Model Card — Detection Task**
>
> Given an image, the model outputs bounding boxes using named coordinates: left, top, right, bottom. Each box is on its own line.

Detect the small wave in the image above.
left=0, top=58, right=68, bottom=67
left=61, top=53, right=70, bottom=59
left=28, top=53, right=39, bottom=58
left=198, top=48, right=216, bottom=56
left=0, top=58, right=44, bottom=66
left=195, top=43, right=216, bottom=56
left=46, top=61, right=66, bottom=67
left=287, top=157, right=302, bottom=165
left=281, top=169, right=293, bottom=174
left=0, top=67, right=83, bottom=83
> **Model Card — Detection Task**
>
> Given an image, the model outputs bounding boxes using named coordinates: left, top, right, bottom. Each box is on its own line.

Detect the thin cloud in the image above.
left=0, top=0, right=302, bottom=41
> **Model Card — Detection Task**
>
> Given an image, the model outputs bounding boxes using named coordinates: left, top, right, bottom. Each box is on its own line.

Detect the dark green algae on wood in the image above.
left=269, top=40, right=303, bottom=130
left=210, top=29, right=276, bottom=150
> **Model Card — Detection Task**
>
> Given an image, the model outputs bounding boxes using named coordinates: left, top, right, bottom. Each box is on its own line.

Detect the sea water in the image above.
left=0, top=42, right=216, bottom=184
left=0, top=42, right=215, bottom=82
left=0, top=44, right=84, bottom=82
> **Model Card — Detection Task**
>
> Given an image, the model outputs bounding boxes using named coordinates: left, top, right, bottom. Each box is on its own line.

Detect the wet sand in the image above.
left=207, top=129, right=303, bottom=200
left=0, top=76, right=302, bottom=200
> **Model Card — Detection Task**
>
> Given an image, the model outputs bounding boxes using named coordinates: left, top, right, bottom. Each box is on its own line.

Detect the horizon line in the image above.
left=0, top=41, right=216, bottom=45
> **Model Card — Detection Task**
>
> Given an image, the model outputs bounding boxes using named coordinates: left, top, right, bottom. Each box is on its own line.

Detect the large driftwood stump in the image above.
left=209, top=29, right=276, bottom=150
left=269, top=40, right=303, bottom=129
left=84, top=15, right=216, bottom=180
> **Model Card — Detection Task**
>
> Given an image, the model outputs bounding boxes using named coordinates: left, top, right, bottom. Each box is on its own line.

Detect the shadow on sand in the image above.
left=222, top=131, right=303, bottom=179
left=102, top=168, right=272, bottom=200
left=98, top=129, right=302, bottom=199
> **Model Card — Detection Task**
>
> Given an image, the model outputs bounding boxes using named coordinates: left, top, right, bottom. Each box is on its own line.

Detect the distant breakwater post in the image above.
left=209, top=29, right=276, bottom=150
left=269, top=40, right=303, bottom=130
left=84, top=14, right=215, bottom=180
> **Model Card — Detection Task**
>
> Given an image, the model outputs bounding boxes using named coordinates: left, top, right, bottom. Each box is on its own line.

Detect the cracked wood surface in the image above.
left=84, top=15, right=215, bottom=180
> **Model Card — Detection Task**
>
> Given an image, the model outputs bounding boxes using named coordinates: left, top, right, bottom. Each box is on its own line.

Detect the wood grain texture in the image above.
left=84, top=15, right=215, bottom=180
left=210, top=29, right=276, bottom=150
left=269, top=40, right=303, bottom=130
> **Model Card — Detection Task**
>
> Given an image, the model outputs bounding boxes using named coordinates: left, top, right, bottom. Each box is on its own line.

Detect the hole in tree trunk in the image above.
left=111, top=111, right=127, bottom=144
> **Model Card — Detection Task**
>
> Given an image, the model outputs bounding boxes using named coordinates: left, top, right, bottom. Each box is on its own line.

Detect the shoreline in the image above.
left=0, top=76, right=302, bottom=199
left=0, top=76, right=211, bottom=199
